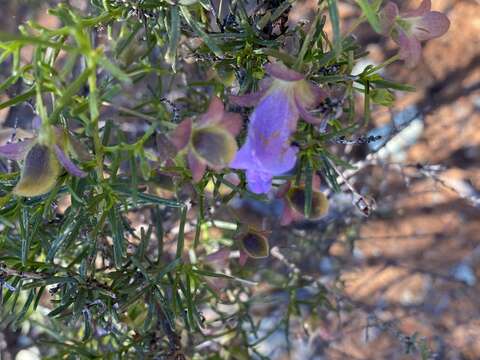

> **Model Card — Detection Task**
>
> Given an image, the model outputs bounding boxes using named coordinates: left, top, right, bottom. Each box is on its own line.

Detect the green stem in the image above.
left=294, top=12, right=321, bottom=70
left=365, top=54, right=401, bottom=75
left=101, top=101, right=176, bottom=129
left=87, top=57, right=103, bottom=180
left=103, top=124, right=157, bottom=153
left=363, top=80, right=371, bottom=128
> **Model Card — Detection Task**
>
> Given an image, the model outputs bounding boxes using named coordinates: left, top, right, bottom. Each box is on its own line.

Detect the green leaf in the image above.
left=175, top=206, right=187, bottom=259
left=22, top=277, right=75, bottom=290
left=82, top=309, right=92, bottom=341
left=0, top=88, right=36, bottom=110
left=166, top=6, right=181, bottom=71
left=370, top=88, right=395, bottom=106
left=180, top=6, right=223, bottom=57
left=183, top=273, right=197, bottom=329
left=368, top=77, right=416, bottom=92
left=320, top=155, right=341, bottom=193
left=355, top=0, right=381, bottom=33
left=14, top=289, right=35, bottom=327
left=32, top=286, right=45, bottom=310
left=0, top=73, right=21, bottom=93
left=327, top=0, right=341, bottom=56
left=0, top=32, right=75, bottom=51
left=113, top=184, right=184, bottom=208
left=108, top=206, right=125, bottom=268
left=48, top=300, right=74, bottom=318
left=304, top=160, right=313, bottom=218
left=295, top=12, right=321, bottom=69
left=136, top=225, right=152, bottom=260
left=154, top=258, right=183, bottom=282
left=152, top=207, right=164, bottom=264
left=115, top=22, right=142, bottom=58
left=49, top=68, right=92, bottom=123
left=97, top=56, right=132, bottom=84
left=47, top=211, right=82, bottom=262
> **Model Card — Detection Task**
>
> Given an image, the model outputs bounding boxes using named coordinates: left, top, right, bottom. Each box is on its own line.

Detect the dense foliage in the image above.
left=0, top=0, right=449, bottom=358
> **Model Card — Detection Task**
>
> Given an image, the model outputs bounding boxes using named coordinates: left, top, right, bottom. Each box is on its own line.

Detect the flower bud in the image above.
left=191, top=127, right=237, bottom=168
left=13, top=144, right=60, bottom=197
left=287, top=186, right=329, bottom=220
left=238, top=231, right=269, bottom=259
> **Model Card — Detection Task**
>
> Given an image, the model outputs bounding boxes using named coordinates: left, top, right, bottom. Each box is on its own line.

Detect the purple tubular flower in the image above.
left=230, top=62, right=328, bottom=194
left=230, top=90, right=298, bottom=193
left=380, top=0, right=450, bottom=67
left=0, top=125, right=89, bottom=197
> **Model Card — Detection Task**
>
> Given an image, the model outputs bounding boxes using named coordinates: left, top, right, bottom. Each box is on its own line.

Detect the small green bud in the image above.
left=370, top=88, right=395, bottom=106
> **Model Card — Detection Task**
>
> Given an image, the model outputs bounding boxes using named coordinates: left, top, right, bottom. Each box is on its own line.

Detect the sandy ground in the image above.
left=323, top=1, right=480, bottom=358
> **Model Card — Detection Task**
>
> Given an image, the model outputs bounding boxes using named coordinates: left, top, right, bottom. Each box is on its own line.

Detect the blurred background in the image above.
left=1, top=0, right=479, bottom=359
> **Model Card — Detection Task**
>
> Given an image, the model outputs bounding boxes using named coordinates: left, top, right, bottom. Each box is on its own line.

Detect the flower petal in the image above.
left=280, top=201, right=296, bottom=226
left=54, top=144, right=87, bottom=178
left=156, top=133, right=177, bottom=160
left=231, top=89, right=299, bottom=191
left=220, top=112, right=243, bottom=136
left=380, top=2, right=399, bottom=34
left=32, top=116, right=42, bottom=130
left=198, top=96, right=224, bottom=126
left=0, top=140, right=32, bottom=161
left=403, top=0, right=431, bottom=17
left=308, top=83, right=329, bottom=107
left=312, top=174, right=322, bottom=190
left=264, top=62, right=304, bottom=81
left=280, top=200, right=306, bottom=225
left=169, top=118, right=192, bottom=150
left=397, top=30, right=422, bottom=67
left=239, top=232, right=269, bottom=259
left=230, top=78, right=273, bottom=107
left=14, top=144, right=60, bottom=197
left=246, top=169, right=273, bottom=194
left=188, top=151, right=207, bottom=182
left=224, top=172, right=241, bottom=187
left=205, top=276, right=229, bottom=294
left=247, top=90, right=299, bottom=173
left=276, top=181, right=291, bottom=198
left=412, top=11, right=450, bottom=41
left=231, top=88, right=300, bottom=194
left=230, top=91, right=266, bottom=107
left=295, top=94, right=324, bottom=125
left=191, top=127, right=238, bottom=168
left=229, top=141, right=254, bottom=170
left=239, top=250, right=248, bottom=266
left=261, top=145, right=297, bottom=174
left=204, top=248, right=230, bottom=268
